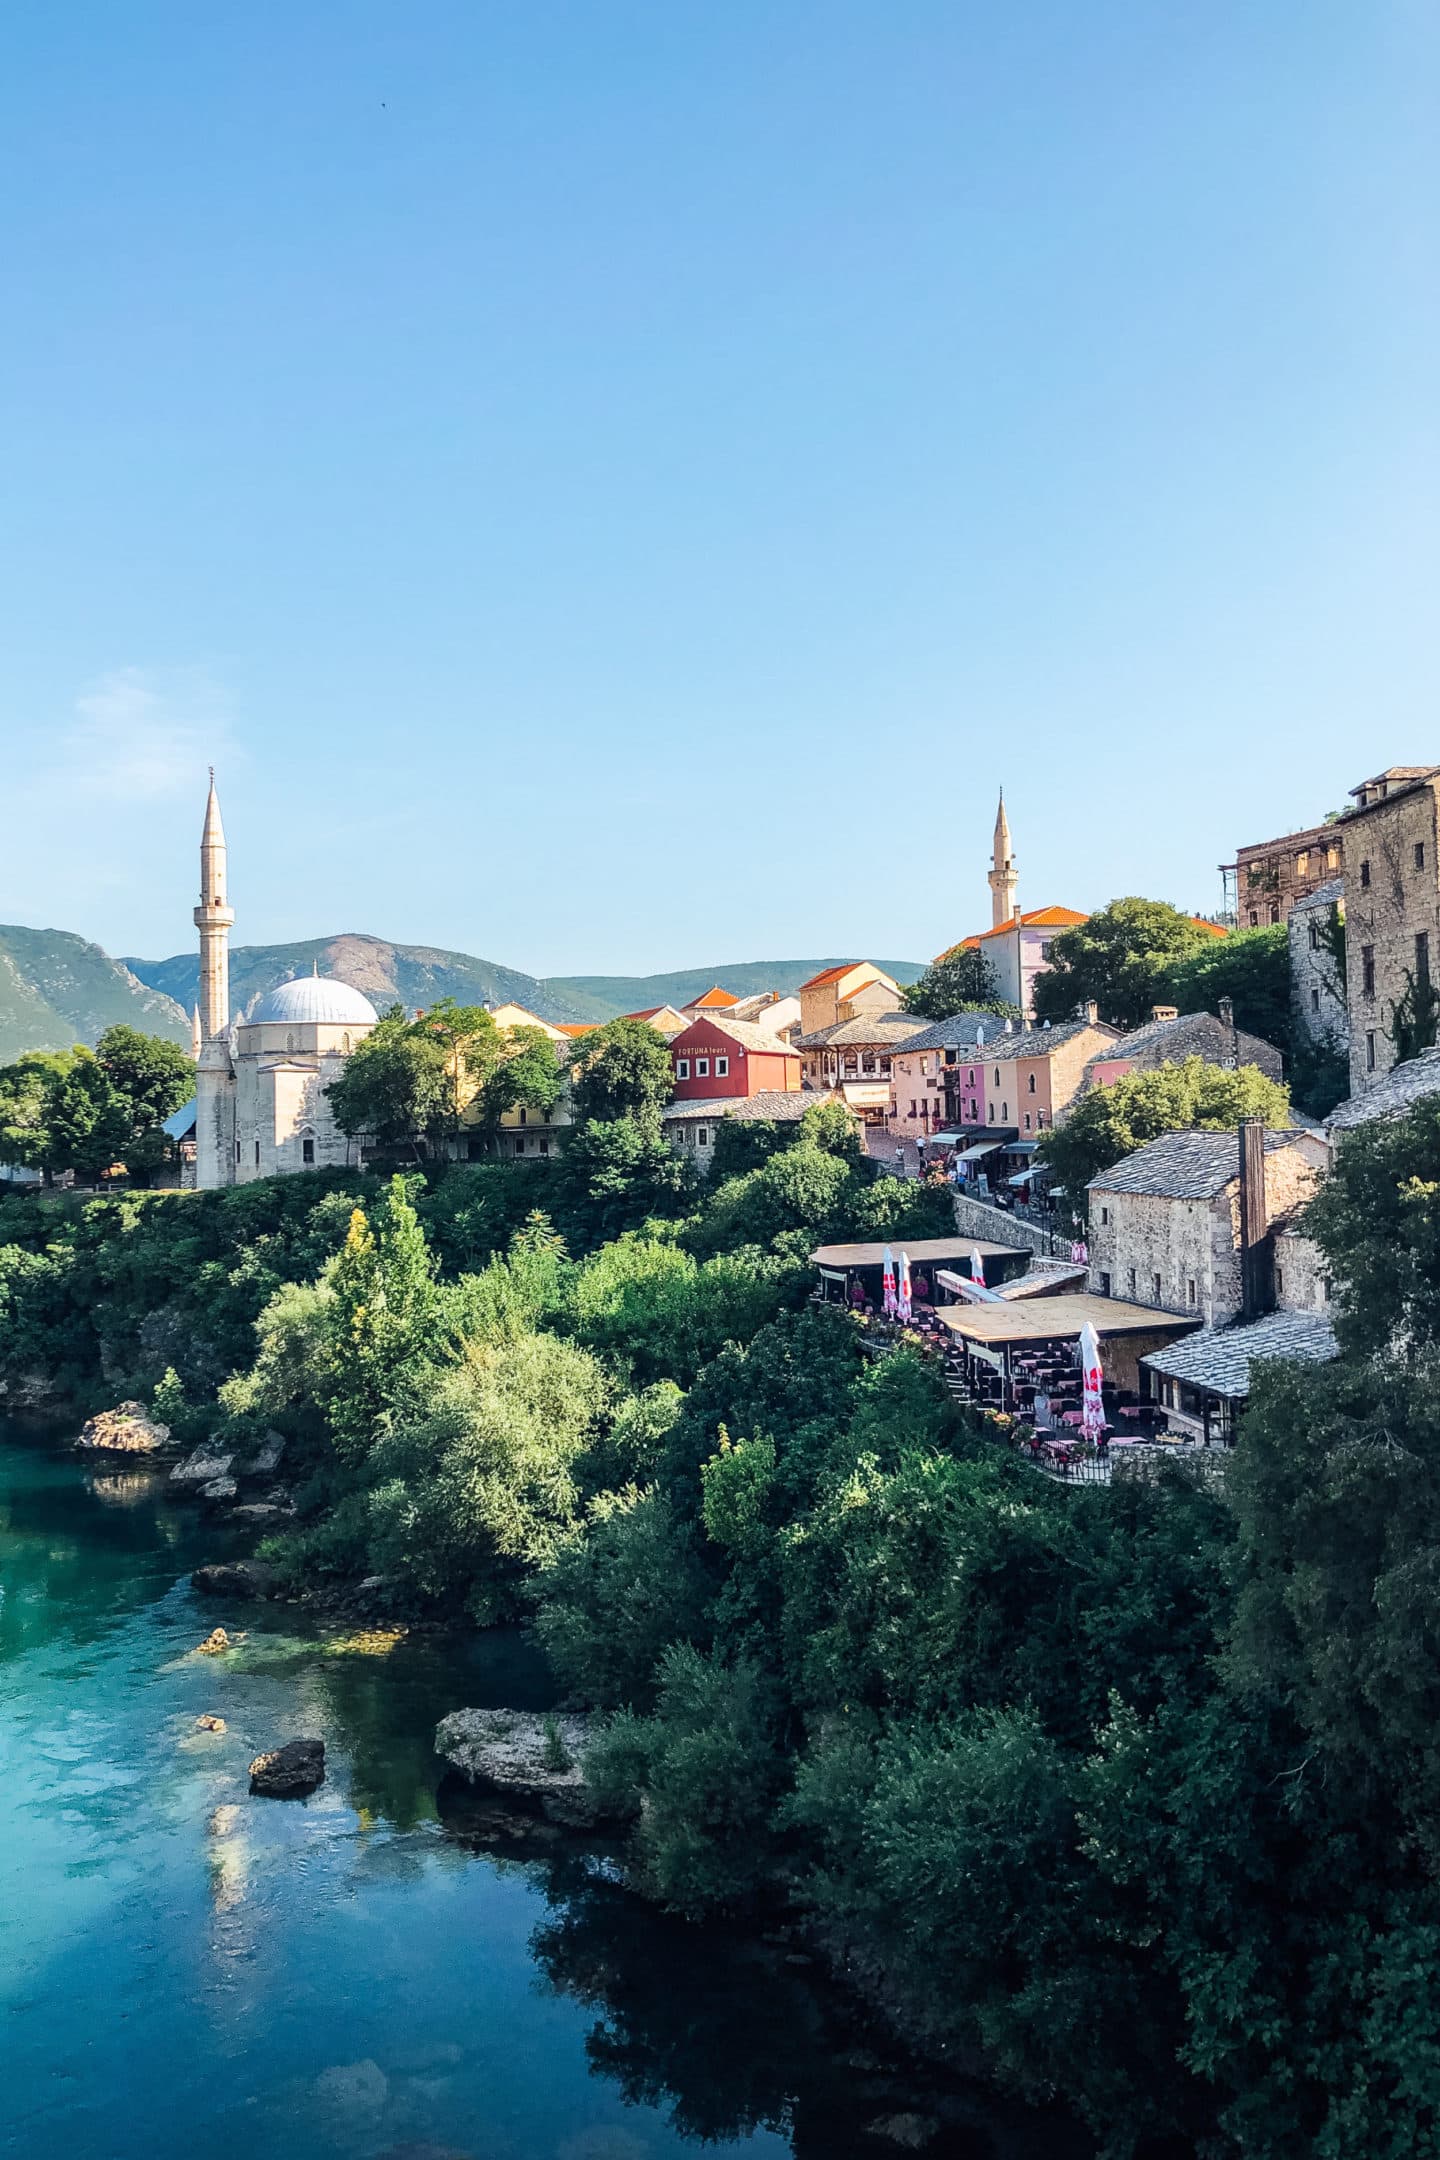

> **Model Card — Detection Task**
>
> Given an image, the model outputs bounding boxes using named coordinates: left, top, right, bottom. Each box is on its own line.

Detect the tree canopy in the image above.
left=0, top=1027, right=194, bottom=1184
left=1032, top=898, right=1218, bottom=1029
left=1166, top=924, right=1290, bottom=1055
left=1035, top=1055, right=1292, bottom=1215
left=901, top=945, right=1013, bottom=1021
left=568, top=1018, right=675, bottom=1124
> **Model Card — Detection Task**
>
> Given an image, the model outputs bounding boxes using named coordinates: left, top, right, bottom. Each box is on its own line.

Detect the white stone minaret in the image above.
left=193, top=772, right=237, bottom=1188
left=988, top=789, right=1019, bottom=929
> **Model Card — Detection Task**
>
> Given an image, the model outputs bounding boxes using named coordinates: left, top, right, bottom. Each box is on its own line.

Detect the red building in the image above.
left=669, top=1017, right=803, bottom=1102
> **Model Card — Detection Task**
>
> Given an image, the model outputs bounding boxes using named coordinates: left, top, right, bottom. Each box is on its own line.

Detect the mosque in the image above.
left=190, top=776, right=380, bottom=1188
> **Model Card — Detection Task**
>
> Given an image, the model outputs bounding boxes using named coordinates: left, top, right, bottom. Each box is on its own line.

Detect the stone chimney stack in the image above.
left=1238, top=1117, right=1274, bottom=1321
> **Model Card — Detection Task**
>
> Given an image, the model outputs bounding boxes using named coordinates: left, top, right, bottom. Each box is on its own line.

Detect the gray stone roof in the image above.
left=1291, top=877, right=1345, bottom=914
left=1141, top=1310, right=1339, bottom=1399
left=982, top=1015, right=1119, bottom=1064
left=1088, top=1127, right=1302, bottom=1200
left=662, top=1090, right=826, bottom=1124
left=1083, top=1008, right=1282, bottom=1079
left=794, top=1012, right=924, bottom=1051
left=1329, top=1046, right=1440, bottom=1133
left=890, top=1012, right=1006, bottom=1055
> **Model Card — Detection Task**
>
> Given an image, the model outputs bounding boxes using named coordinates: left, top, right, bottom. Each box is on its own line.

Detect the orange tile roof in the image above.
left=623, top=1007, right=662, bottom=1020
left=1188, top=917, right=1228, bottom=939
left=933, top=906, right=1088, bottom=962
left=799, top=963, right=855, bottom=991
left=691, top=985, right=740, bottom=1008
left=556, top=1022, right=598, bottom=1036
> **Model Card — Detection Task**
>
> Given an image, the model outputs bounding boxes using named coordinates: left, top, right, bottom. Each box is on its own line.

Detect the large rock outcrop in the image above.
left=170, top=1445, right=234, bottom=1488
left=434, top=1709, right=629, bottom=1829
left=249, top=1737, right=325, bottom=1797
left=75, top=1402, right=170, bottom=1453
left=192, top=1559, right=282, bottom=1600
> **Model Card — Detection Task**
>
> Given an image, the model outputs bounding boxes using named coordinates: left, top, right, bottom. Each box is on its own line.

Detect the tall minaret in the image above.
left=193, top=772, right=237, bottom=1189
left=988, top=789, right=1019, bottom=929
left=194, top=770, right=234, bottom=1042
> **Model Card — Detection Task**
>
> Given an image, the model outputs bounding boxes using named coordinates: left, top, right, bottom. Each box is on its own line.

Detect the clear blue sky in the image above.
left=1, top=3, right=1435, bottom=975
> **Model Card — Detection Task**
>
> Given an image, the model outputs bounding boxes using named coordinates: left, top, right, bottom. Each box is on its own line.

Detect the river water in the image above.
left=0, top=1423, right=1088, bottom=2160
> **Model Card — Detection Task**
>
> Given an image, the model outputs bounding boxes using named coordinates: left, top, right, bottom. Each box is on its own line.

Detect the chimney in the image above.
left=1151, top=1004, right=1178, bottom=1023
left=1218, top=995, right=1234, bottom=1027
left=1081, top=1000, right=1099, bottom=1024
left=1238, top=1117, right=1274, bottom=1321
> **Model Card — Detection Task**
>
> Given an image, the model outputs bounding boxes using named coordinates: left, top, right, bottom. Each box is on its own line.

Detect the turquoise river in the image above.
left=0, top=1421, right=1089, bottom=2160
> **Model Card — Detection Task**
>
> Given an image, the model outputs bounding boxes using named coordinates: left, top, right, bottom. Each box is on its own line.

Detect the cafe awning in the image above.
left=956, top=1139, right=1005, bottom=1162
left=840, top=1082, right=891, bottom=1109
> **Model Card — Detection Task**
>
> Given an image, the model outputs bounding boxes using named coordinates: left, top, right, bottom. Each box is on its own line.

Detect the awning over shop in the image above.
left=956, top=1140, right=1005, bottom=1162
left=840, top=1082, right=891, bottom=1109
left=931, top=1130, right=967, bottom=1144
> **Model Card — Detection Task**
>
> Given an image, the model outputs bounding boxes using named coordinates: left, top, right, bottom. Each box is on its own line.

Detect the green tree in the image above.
left=569, top=1018, right=675, bottom=1123
left=39, top=1048, right=130, bottom=1183
left=1302, top=1091, right=1440, bottom=1358
left=554, top=1113, right=696, bottom=1250
left=474, top=1023, right=563, bottom=1136
left=1032, top=898, right=1216, bottom=1029
left=1035, top=1056, right=1291, bottom=1219
left=901, top=945, right=1014, bottom=1021
left=94, top=1025, right=196, bottom=1184
left=324, top=1175, right=443, bottom=1462
left=1165, top=925, right=1291, bottom=1057
left=0, top=1051, right=74, bottom=1176
left=325, top=1007, right=451, bottom=1158
left=416, top=998, right=505, bottom=1140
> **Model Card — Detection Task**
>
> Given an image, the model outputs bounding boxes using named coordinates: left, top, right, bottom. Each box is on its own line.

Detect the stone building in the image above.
left=796, top=963, right=902, bottom=1038
left=1086, top=1126, right=1326, bottom=1327
left=1081, top=1001, right=1284, bottom=1091
left=661, top=1089, right=854, bottom=1174
left=1220, top=818, right=1344, bottom=929
left=1288, top=879, right=1348, bottom=1062
left=191, top=778, right=380, bottom=1188
left=1337, top=766, right=1440, bottom=1096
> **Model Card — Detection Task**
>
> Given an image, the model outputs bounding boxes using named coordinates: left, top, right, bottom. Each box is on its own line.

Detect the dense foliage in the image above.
left=1032, top=898, right=1219, bottom=1029
left=900, top=946, right=1014, bottom=1021
left=8, top=1076, right=1440, bottom=2154
left=0, top=1026, right=195, bottom=1185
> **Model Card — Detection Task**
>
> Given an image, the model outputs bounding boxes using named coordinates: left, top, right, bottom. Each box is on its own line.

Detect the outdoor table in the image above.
left=1059, top=1410, right=1085, bottom=1428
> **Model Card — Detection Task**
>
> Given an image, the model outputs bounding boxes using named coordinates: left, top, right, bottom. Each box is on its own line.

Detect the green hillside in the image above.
left=0, top=926, right=191, bottom=1062
left=124, top=933, right=595, bottom=1027
left=124, top=940, right=927, bottom=1027
left=543, top=956, right=926, bottom=1015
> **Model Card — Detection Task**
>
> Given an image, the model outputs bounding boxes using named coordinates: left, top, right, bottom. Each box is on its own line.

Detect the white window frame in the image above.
left=696, top=1057, right=710, bottom=1077
left=715, top=1056, right=729, bottom=1077
left=676, top=1059, right=690, bottom=1079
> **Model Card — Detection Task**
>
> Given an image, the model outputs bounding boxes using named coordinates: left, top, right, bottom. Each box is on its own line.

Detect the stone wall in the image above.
left=950, top=1190, right=1067, bottom=1258
left=1343, top=780, right=1440, bottom=1096
left=1289, top=888, right=1349, bottom=1055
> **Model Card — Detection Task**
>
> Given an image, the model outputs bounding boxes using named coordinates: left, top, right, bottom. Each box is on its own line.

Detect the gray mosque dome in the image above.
left=249, top=975, right=380, bottom=1027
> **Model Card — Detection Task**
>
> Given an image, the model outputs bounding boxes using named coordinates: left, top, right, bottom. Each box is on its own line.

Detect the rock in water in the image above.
left=199, top=1476, right=237, bottom=1502
left=196, top=1628, right=230, bottom=1655
left=192, top=1559, right=281, bottom=1600
left=249, top=1737, right=325, bottom=1797
left=434, top=1709, right=630, bottom=1829
left=75, top=1402, right=170, bottom=1453
left=195, top=1713, right=226, bottom=1732
left=170, top=1445, right=234, bottom=1487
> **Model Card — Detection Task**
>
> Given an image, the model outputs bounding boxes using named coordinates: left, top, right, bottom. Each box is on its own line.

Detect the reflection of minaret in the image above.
left=988, top=789, right=1018, bottom=929
left=193, top=772, right=237, bottom=1189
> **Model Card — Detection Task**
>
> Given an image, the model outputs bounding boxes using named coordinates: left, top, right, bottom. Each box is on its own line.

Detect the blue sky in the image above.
left=1, top=3, right=1435, bottom=975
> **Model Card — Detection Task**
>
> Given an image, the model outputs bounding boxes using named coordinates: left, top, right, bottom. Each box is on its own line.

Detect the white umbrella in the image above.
left=1079, top=1321, right=1106, bottom=1441
left=897, top=1250, right=913, bottom=1323
left=882, top=1246, right=897, bottom=1318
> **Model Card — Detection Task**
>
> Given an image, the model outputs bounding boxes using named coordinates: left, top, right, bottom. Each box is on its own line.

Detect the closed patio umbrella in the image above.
left=882, top=1246, right=897, bottom=1318
left=1079, top=1321, right=1106, bottom=1441
left=970, top=1246, right=986, bottom=1288
left=897, top=1250, right=913, bottom=1323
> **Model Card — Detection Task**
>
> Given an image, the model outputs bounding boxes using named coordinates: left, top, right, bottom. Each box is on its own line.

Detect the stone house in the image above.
left=1082, top=1001, right=1284, bottom=1092
left=1288, top=880, right=1348, bottom=1061
left=1337, top=767, right=1440, bottom=1097
left=1087, top=1127, right=1327, bottom=1326
left=1220, top=820, right=1344, bottom=929
left=1327, top=1039, right=1440, bottom=1153
left=662, top=1088, right=854, bottom=1174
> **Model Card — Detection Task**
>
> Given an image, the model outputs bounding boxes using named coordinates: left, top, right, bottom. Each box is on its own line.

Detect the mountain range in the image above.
left=0, top=926, right=925, bottom=1060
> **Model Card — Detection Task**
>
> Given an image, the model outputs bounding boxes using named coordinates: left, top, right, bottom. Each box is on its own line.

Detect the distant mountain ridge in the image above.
left=0, top=926, right=191, bottom=1063
left=0, top=926, right=926, bottom=1060
left=125, top=939, right=927, bottom=1027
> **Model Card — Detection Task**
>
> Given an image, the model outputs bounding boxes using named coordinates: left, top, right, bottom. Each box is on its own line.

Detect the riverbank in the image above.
left=0, top=1421, right=1092, bottom=2160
